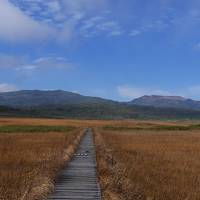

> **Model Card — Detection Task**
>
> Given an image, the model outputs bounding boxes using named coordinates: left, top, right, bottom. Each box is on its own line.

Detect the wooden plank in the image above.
left=46, top=129, right=101, bottom=200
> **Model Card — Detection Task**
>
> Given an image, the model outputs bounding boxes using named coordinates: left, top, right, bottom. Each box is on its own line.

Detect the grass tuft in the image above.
left=103, top=124, right=200, bottom=131
left=0, top=125, right=75, bottom=133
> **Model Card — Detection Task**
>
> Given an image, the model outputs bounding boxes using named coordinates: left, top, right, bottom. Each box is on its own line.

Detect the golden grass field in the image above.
left=0, top=117, right=193, bottom=127
left=0, top=119, right=83, bottom=200
left=95, top=128, right=200, bottom=200
left=1, top=117, right=200, bottom=200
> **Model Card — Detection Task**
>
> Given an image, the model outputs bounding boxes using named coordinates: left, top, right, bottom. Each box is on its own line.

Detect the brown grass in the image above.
left=95, top=129, right=200, bottom=200
left=0, top=117, right=196, bottom=127
left=0, top=129, right=83, bottom=200
left=2, top=118, right=200, bottom=200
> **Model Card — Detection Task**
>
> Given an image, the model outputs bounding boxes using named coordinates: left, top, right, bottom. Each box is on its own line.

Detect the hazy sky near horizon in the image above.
left=1, top=0, right=200, bottom=100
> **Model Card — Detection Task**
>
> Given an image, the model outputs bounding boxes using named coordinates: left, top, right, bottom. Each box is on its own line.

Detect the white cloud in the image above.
left=0, top=83, right=17, bottom=92
left=4, top=0, right=200, bottom=43
left=0, top=54, right=73, bottom=71
left=47, top=1, right=61, bottom=13
left=0, top=0, right=55, bottom=42
left=130, top=30, right=141, bottom=37
left=96, top=21, right=119, bottom=31
left=117, top=85, right=200, bottom=101
left=81, top=16, right=104, bottom=30
left=0, top=0, right=123, bottom=42
left=109, top=30, right=123, bottom=36
left=187, top=86, right=200, bottom=97
left=117, top=85, right=172, bottom=100
left=17, top=65, right=38, bottom=71
left=31, top=56, right=73, bottom=69
left=62, top=0, right=106, bottom=14
left=80, top=15, right=124, bottom=37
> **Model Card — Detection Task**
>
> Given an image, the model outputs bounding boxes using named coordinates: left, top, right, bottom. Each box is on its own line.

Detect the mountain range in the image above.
left=0, top=90, right=200, bottom=120
left=0, top=90, right=114, bottom=107
left=130, top=95, right=200, bottom=110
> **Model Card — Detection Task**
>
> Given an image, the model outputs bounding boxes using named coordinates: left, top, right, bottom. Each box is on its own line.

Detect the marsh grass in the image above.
left=103, top=123, right=200, bottom=131
left=0, top=125, right=75, bottom=133
left=96, top=129, right=200, bottom=200
left=0, top=129, right=81, bottom=200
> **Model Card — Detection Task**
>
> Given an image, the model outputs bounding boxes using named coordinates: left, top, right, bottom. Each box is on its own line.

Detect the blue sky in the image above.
left=1, top=0, right=200, bottom=101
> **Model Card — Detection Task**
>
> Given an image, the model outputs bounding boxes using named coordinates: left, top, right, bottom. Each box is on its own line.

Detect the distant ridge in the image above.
left=1, top=91, right=200, bottom=119
left=130, top=95, right=200, bottom=110
left=0, top=90, right=114, bottom=107
left=1, top=90, right=200, bottom=111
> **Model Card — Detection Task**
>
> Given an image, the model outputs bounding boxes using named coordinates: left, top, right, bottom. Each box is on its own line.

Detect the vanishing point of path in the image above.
left=47, top=129, right=101, bottom=200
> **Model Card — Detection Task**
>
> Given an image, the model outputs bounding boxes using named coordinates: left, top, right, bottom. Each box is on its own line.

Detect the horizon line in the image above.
left=0, top=89, right=197, bottom=102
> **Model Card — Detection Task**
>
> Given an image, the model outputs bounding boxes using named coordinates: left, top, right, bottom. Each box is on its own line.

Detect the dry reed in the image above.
left=0, top=129, right=82, bottom=200
left=95, top=129, right=200, bottom=200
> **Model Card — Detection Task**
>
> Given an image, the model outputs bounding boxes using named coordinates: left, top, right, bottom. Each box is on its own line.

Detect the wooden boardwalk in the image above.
left=47, top=129, right=101, bottom=200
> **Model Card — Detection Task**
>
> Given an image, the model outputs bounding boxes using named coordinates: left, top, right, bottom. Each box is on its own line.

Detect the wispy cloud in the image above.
left=127, top=1, right=200, bottom=39
left=80, top=16, right=124, bottom=37
left=0, top=0, right=55, bottom=42
left=0, top=54, right=74, bottom=71
left=0, top=83, right=17, bottom=92
left=18, top=56, right=74, bottom=71
left=3, top=0, right=125, bottom=42
left=117, top=84, right=200, bottom=101
left=130, top=30, right=141, bottom=37
left=117, top=85, right=172, bottom=100
left=96, top=21, right=123, bottom=36
left=2, top=0, right=200, bottom=43
left=62, top=0, right=106, bottom=14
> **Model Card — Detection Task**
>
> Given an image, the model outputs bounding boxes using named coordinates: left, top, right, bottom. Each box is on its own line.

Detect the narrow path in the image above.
left=47, top=129, right=101, bottom=200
